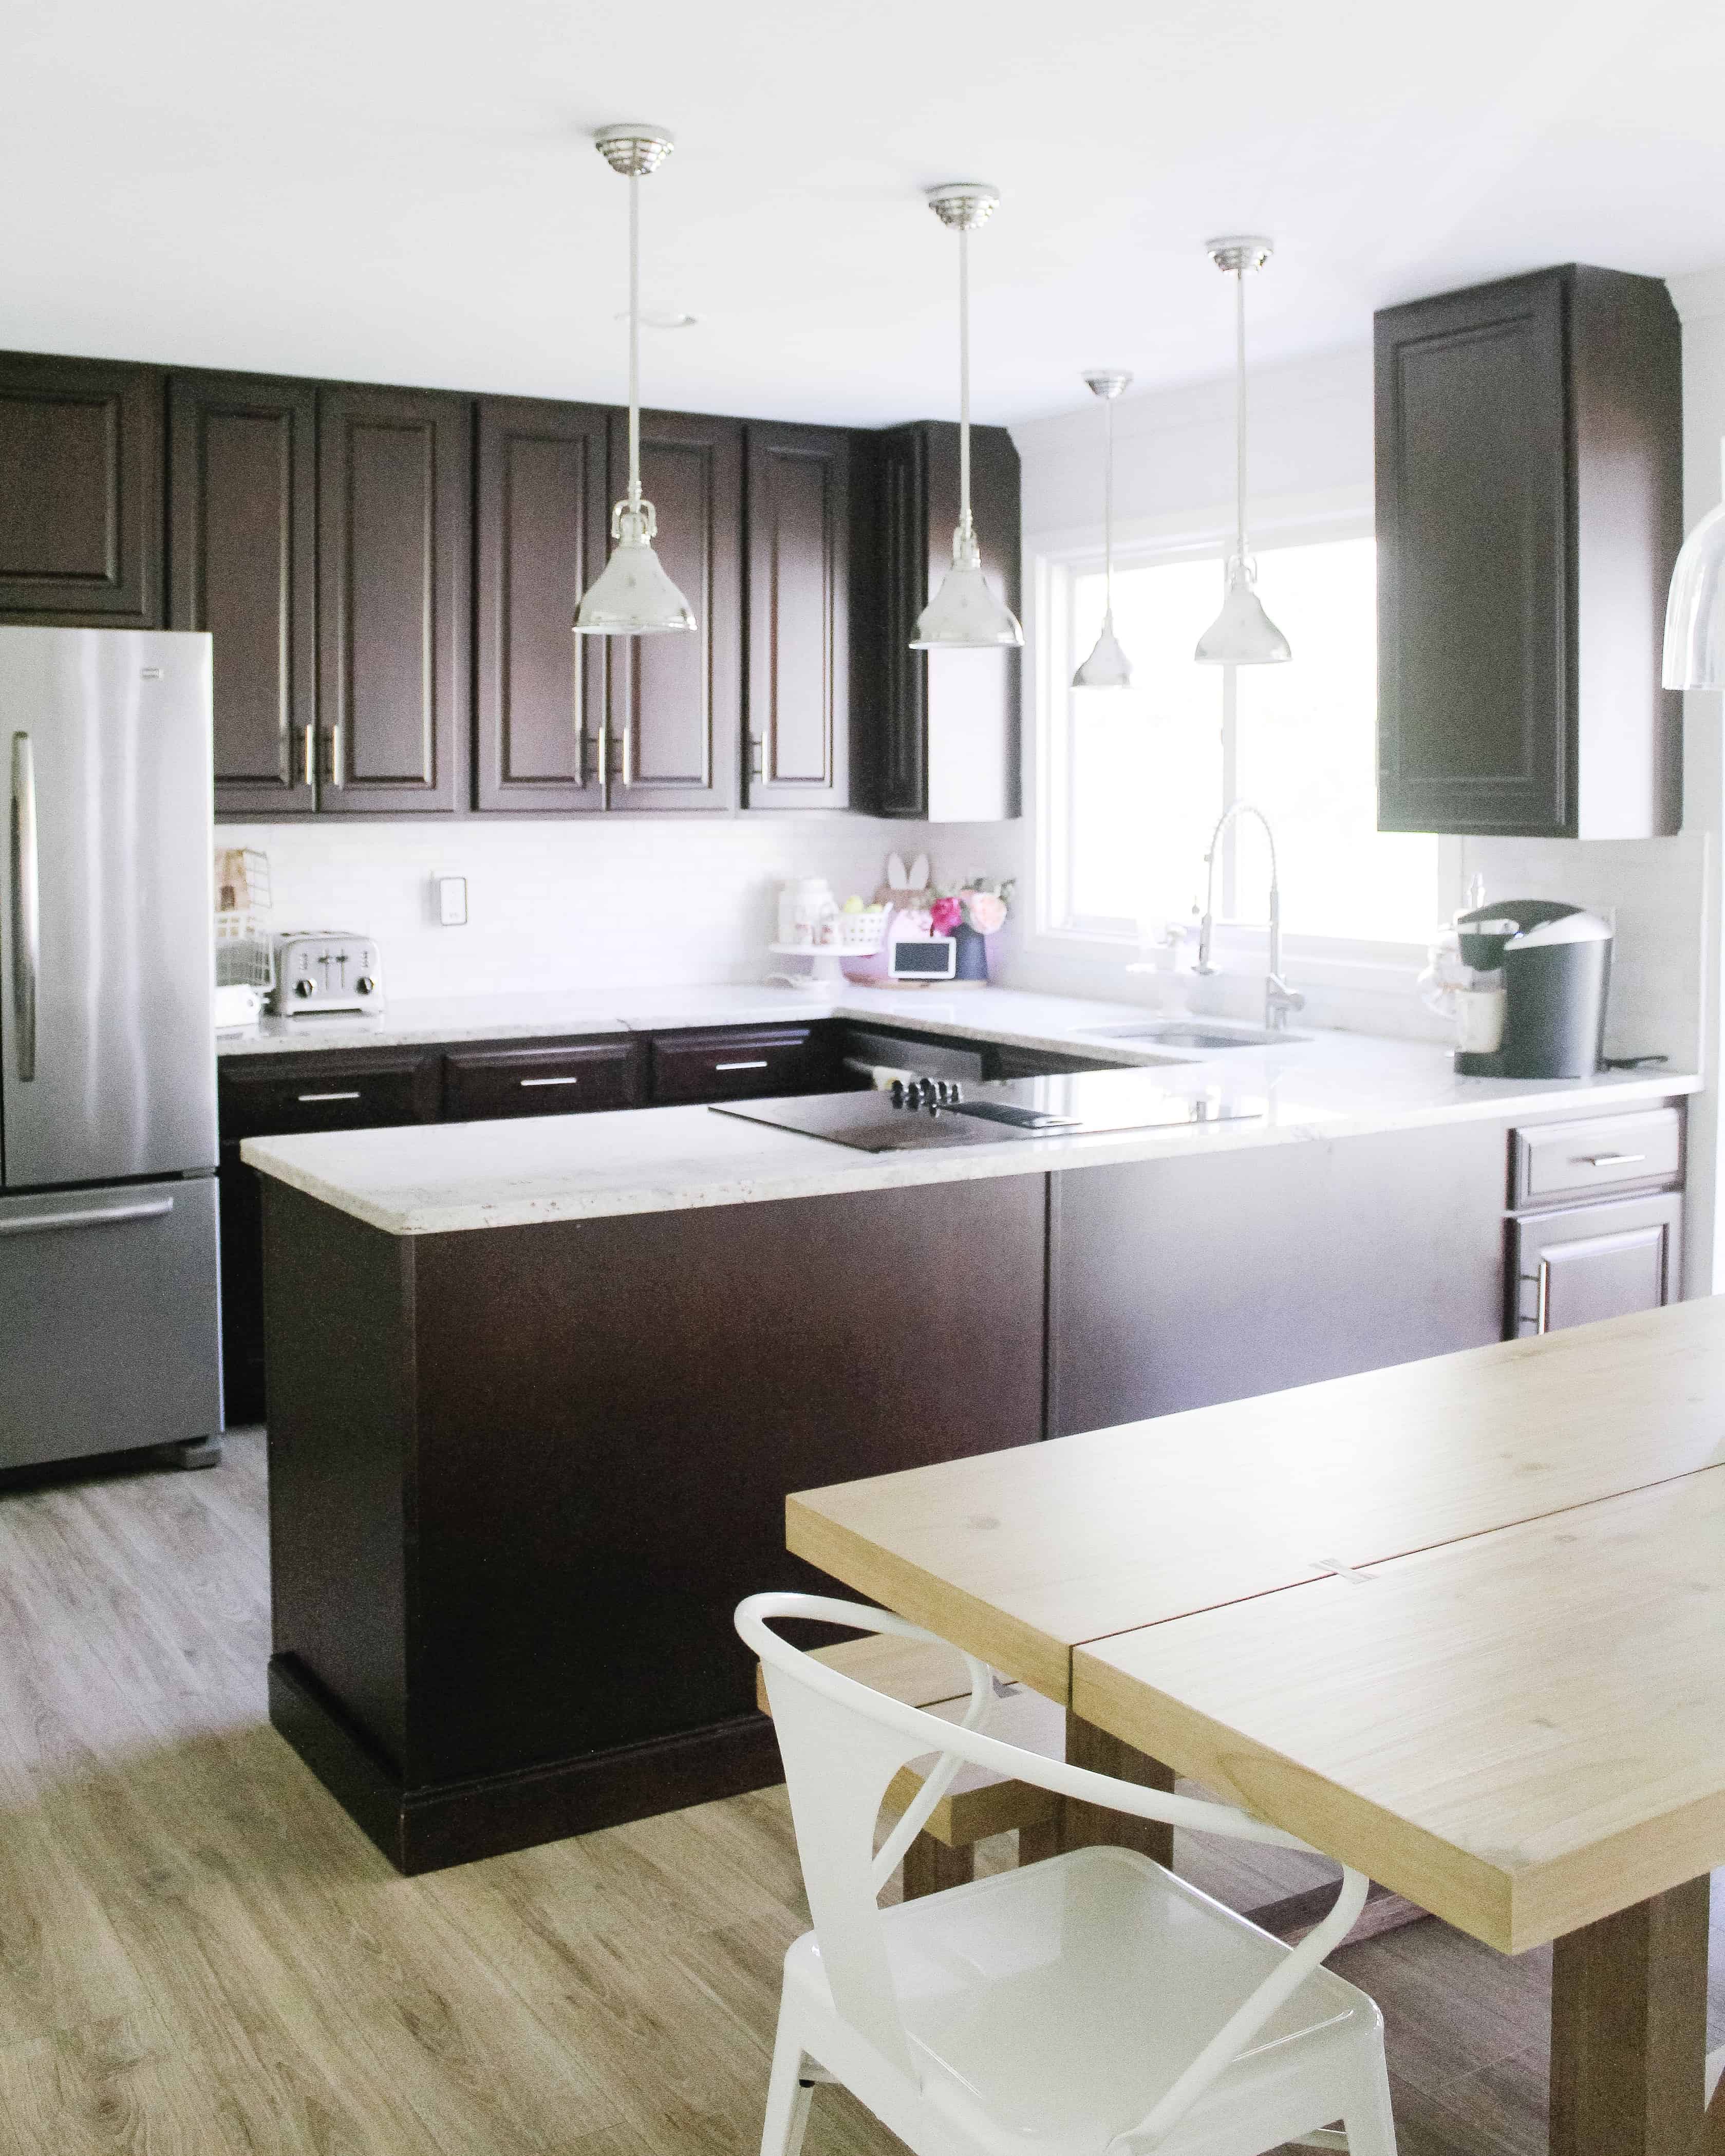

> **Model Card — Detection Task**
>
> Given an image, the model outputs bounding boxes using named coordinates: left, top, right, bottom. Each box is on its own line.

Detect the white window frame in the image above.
left=1025, top=491, right=1463, bottom=990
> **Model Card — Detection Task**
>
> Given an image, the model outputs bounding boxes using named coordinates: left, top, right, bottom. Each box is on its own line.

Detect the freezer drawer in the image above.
left=0, top=1175, right=221, bottom=1469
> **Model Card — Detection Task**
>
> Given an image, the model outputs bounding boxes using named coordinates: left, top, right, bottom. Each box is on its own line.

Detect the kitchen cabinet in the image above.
left=1509, top=1193, right=1683, bottom=1338
left=170, top=372, right=319, bottom=817
left=441, top=1039, right=643, bottom=1121
left=647, top=1024, right=829, bottom=1105
left=744, top=422, right=851, bottom=809
left=317, top=384, right=471, bottom=814
left=0, top=351, right=162, bottom=626
left=475, top=395, right=611, bottom=814
left=605, top=407, right=742, bottom=811
left=855, top=419, right=1021, bottom=822
left=1375, top=265, right=1682, bottom=838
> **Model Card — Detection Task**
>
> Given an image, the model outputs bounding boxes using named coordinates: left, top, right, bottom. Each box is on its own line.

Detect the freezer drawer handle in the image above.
left=715, top=1059, right=770, bottom=1072
left=10, top=732, right=38, bottom=1082
left=1577, top=1151, right=1645, bottom=1168
left=296, top=1090, right=362, bottom=1103
left=519, top=1076, right=581, bottom=1088
left=0, top=1195, right=174, bottom=1238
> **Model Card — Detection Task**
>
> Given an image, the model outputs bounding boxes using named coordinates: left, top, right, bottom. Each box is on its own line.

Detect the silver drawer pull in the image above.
left=1577, top=1152, right=1645, bottom=1168
left=297, top=1090, right=362, bottom=1103
left=715, top=1059, right=770, bottom=1072
left=0, top=1195, right=173, bottom=1238
left=519, top=1076, right=581, bottom=1088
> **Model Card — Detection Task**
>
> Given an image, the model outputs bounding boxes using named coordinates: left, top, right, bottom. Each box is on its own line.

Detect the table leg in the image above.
left=1061, top=1710, right=1174, bottom=1867
left=1705, top=2075, right=1725, bottom=2156
left=1549, top=1874, right=1709, bottom=2156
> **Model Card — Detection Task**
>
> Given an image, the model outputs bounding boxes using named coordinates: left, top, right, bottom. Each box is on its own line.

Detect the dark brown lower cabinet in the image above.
left=262, top=1170, right=1048, bottom=1871
left=441, top=1038, right=643, bottom=1121
left=1508, top=1192, right=1683, bottom=1337
left=648, top=1025, right=827, bottom=1104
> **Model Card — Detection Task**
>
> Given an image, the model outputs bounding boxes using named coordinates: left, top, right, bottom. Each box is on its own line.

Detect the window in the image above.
left=1039, top=534, right=1441, bottom=951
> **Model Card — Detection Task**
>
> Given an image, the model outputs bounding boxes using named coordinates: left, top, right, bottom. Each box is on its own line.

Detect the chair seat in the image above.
left=785, top=1846, right=1378, bottom=2156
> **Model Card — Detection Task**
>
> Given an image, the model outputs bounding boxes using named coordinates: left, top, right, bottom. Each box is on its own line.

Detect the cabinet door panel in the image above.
left=317, top=386, right=470, bottom=813
left=745, top=422, right=849, bottom=808
left=649, top=1026, right=818, bottom=1105
left=441, top=1040, right=643, bottom=1120
left=172, top=373, right=317, bottom=816
left=1510, top=1193, right=1682, bottom=1338
left=0, top=353, right=162, bottom=625
left=606, top=409, right=741, bottom=810
left=476, top=397, right=609, bottom=812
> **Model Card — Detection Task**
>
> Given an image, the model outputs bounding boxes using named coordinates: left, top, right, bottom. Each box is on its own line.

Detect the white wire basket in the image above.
left=214, top=848, right=274, bottom=990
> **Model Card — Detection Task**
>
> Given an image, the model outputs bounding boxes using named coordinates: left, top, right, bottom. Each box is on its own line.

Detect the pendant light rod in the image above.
left=958, top=223, right=971, bottom=536
left=1206, top=236, right=1271, bottom=566
left=1194, top=236, right=1289, bottom=668
left=627, top=167, right=641, bottom=508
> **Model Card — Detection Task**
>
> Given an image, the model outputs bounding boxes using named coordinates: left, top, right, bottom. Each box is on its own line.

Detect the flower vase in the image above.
left=952, top=922, right=989, bottom=983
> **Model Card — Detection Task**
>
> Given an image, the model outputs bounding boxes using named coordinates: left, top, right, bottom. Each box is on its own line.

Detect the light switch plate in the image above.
left=436, top=874, right=468, bottom=927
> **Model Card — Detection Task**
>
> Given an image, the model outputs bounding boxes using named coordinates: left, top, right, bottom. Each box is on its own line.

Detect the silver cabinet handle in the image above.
left=10, top=733, right=38, bottom=1082
left=297, top=1090, right=362, bottom=1103
left=326, top=723, right=344, bottom=789
left=0, top=1195, right=173, bottom=1238
left=749, top=735, right=765, bottom=780
left=302, top=722, right=316, bottom=789
left=715, top=1059, right=769, bottom=1072
left=1578, top=1152, right=1645, bottom=1167
left=519, top=1076, right=580, bottom=1089
left=1535, top=1259, right=1550, bottom=1335
left=616, top=724, right=634, bottom=789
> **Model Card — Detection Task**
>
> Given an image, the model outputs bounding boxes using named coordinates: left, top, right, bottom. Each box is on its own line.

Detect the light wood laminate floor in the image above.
left=0, top=1431, right=1718, bottom=2156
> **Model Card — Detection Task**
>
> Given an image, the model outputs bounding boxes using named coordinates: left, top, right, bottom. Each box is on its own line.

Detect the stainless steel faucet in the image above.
left=1194, top=801, right=1305, bottom=1032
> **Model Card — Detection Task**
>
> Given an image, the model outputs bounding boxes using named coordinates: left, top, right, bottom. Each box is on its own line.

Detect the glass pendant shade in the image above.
left=574, top=123, right=697, bottom=640
left=1195, top=235, right=1290, bottom=668
left=1072, top=369, right=1132, bottom=689
left=1662, top=444, right=1725, bottom=689
left=911, top=181, right=1023, bottom=652
left=1073, top=611, right=1134, bottom=687
left=1195, top=557, right=1291, bottom=665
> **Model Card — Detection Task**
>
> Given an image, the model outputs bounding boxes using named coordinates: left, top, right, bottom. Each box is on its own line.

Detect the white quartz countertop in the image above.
left=240, top=1013, right=1700, bottom=1238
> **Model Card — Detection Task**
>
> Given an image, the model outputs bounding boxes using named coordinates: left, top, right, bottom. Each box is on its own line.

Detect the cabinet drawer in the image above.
left=1509, top=1191, right=1683, bottom=1338
left=218, top=1056, right=436, bottom=1140
left=442, top=1040, right=643, bottom=1122
left=649, top=1027, right=817, bottom=1105
left=1511, top=1108, right=1681, bottom=1207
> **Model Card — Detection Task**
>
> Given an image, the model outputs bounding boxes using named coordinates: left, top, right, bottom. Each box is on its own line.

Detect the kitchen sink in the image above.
left=1080, top=1019, right=1311, bottom=1049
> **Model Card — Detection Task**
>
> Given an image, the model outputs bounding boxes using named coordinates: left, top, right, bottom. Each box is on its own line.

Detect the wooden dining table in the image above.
left=786, top=1296, right=1725, bottom=2156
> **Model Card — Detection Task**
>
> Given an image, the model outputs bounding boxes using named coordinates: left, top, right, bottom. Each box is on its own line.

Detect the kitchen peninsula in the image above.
left=241, top=995, right=1697, bottom=1871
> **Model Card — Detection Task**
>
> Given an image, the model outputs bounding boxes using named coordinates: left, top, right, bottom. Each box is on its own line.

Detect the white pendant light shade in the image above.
left=1195, top=235, right=1290, bottom=669
left=1072, top=369, right=1133, bottom=690
left=574, top=123, right=698, bottom=639
left=910, top=182, right=1023, bottom=652
left=1662, top=442, right=1725, bottom=689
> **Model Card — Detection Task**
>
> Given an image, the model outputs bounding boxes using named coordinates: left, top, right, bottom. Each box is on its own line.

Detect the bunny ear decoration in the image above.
left=909, top=853, right=930, bottom=891
left=886, top=853, right=910, bottom=890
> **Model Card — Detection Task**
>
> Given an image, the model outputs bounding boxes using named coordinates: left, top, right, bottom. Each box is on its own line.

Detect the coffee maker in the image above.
left=1451, top=901, right=1613, bottom=1078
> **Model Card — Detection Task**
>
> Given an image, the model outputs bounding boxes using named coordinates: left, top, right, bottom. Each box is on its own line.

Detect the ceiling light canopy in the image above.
left=575, top=123, right=697, bottom=639
left=911, top=182, right=1024, bottom=652
left=1194, top=236, right=1290, bottom=668
left=1663, top=440, right=1725, bottom=690
left=1073, top=369, right=1133, bottom=690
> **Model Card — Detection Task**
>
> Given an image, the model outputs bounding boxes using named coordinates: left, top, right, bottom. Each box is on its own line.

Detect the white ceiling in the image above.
left=5, top=0, right=1725, bottom=427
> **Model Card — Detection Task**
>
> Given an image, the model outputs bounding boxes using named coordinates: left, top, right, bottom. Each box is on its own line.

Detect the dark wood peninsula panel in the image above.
left=262, top=1171, right=1047, bottom=1871
left=316, top=383, right=471, bottom=814
left=475, top=395, right=611, bottom=812
left=0, top=352, right=162, bottom=625
left=744, top=421, right=852, bottom=809
left=1375, top=265, right=1681, bottom=838
left=170, top=372, right=318, bottom=815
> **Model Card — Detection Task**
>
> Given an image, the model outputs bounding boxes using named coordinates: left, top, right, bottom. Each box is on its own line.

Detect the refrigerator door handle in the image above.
left=10, top=730, right=39, bottom=1082
left=0, top=1194, right=174, bottom=1238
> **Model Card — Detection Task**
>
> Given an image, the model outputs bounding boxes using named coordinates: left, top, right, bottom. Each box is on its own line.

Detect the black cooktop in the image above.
left=710, top=1070, right=1263, bottom=1154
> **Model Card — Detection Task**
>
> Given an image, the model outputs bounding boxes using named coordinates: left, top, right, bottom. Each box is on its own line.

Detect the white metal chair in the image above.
left=738, top=1592, right=1397, bottom=2156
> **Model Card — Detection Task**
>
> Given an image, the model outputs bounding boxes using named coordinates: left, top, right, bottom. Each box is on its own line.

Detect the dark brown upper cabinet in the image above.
left=475, top=396, right=611, bottom=814
left=317, top=383, right=471, bottom=815
left=605, top=407, right=742, bottom=811
left=743, top=422, right=851, bottom=810
left=1375, top=265, right=1682, bottom=839
left=170, top=372, right=318, bottom=817
left=0, top=352, right=162, bottom=626
left=855, top=419, right=1021, bottom=822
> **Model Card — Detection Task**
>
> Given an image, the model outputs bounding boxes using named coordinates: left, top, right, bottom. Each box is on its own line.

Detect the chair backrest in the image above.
left=738, top=1591, right=1371, bottom=2143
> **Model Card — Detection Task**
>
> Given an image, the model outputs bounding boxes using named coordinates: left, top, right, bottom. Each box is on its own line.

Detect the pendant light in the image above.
left=574, top=123, right=697, bottom=639
left=911, top=183, right=1024, bottom=651
left=1194, top=236, right=1290, bottom=667
left=1072, top=370, right=1134, bottom=689
left=1663, top=439, right=1725, bottom=689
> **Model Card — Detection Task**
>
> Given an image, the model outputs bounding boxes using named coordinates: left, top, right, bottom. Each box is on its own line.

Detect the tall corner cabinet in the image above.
left=1375, top=263, right=1682, bottom=839
left=743, top=420, right=852, bottom=810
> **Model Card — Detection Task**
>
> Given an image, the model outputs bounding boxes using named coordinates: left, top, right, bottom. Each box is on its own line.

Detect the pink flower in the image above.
left=963, top=891, right=1007, bottom=935
left=929, top=895, right=963, bottom=936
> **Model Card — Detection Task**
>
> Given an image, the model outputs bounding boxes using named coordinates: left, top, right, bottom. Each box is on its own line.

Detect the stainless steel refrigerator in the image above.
left=0, top=628, right=222, bottom=1472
